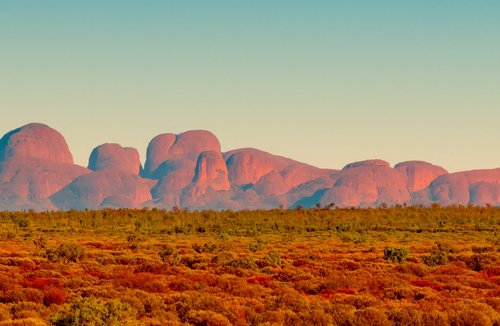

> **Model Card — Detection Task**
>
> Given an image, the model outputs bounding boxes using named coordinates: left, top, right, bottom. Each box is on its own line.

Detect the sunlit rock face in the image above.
left=49, top=142, right=153, bottom=210
left=88, top=143, right=141, bottom=175
left=50, top=170, right=152, bottom=210
left=0, top=123, right=74, bottom=164
left=0, top=123, right=90, bottom=210
left=143, top=130, right=222, bottom=201
left=143, top=133, right=177, bottom=178
left=395, top=161, right=448, bottom=193
left=192, top=151, right=230, bottom=192
left=342, top=159, right=390, bottom=170
left=0, top=123, right=498, bottom=211
left=429, top=169, right=500, bottom=206
left=319, top=161, right=411, bottom=207
left=224, top=148, right=292, bottom=186
left=224, top=148, right=331, bottom=195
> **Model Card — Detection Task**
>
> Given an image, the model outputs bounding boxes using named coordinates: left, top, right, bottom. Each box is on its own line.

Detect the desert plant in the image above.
left=383, top=247, right=408, bottom=263
left=52, top=297, right=137, bottom=326
left=45, top=243, right=86, bottom=263
left=248, top=241, right=263, bottom=253
left=126, top=234, right=142, bottom=251
left=159, top=244, right=179, bottom=265
left=12, top=217, right=30, bottom=229
left=422, top=243, right=450, bottom=266
left=33, top=237, right=47, bottom=250
left=265, top=250, right=282, bottom=267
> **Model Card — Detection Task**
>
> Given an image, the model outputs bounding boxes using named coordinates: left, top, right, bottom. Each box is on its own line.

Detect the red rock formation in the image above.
left=224, top=148, right=331, bottom=195
left=253, top=171, right=287, bottom=197
left=89, top=143, right=141, bottom=175
left=284, top=176, right=336, bottom=208
left=50, top=170, right=152, bottom=210
left=0, top=123, right=498, bottom=210
left=192, top=151, right=230, bottom=192
left=342, top=159, right=390, bottom=170
left=430, top=169, right=500, bottom=206
left=224, top=148, right=291, bottom=186
left=320, top=161, right=410, bottom=207
left=395, top=161, right=448, bottom=193
left=143, top=133, right=176, bottom=177
left=0, top=160, right=89, bottom=201
left=0, top=123, right=74, bottom=164
left=469, top=182, right=499, bottom=206
left=0, top=124, right=90, bottom=210
left=144, top=130, right=222, bottom=199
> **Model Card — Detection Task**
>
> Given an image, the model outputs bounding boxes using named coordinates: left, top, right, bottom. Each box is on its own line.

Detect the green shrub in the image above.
left=52, top=297, right=137, bottom=326
left=383, top=247, right=408, bottom=263
left=265, top=250, right=282, bottom=267
left=33, top=237, right=47, bottom=250
left=471, top=246, right=493, bottom=254
left=12, top=217, right=30, bottom=229
left=192, top=242, right=217, bottom=253
left=227, top=257, right=258, bottom=269
left=45, top=243, right=86, bottom=263
left=248, top=241, right=263, bottom=253
left=126, top=234, right=142, bottom=251
left=466, top=254, right=494, bottom=272
left=159, top=245, right=179, bottom=265
left=422, top=243, right=450, bottom=266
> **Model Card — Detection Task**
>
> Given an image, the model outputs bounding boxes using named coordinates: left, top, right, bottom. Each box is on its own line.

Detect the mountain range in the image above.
left=0, top=123, right=498, bottom=211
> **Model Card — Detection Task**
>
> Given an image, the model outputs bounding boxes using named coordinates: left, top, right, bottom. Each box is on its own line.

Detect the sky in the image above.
left=0, top=1, right=499, bottom=172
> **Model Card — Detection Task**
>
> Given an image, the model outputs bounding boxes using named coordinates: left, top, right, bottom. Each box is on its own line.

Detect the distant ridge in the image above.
left=0, top=123, right=498, bottom=211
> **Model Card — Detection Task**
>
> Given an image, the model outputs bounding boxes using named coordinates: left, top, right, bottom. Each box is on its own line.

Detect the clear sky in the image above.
left=0, top=1, right=498, bottom=172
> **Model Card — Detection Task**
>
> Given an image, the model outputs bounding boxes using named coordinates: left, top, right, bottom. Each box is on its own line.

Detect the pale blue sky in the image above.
left=0, top=1, right=499, bottom=171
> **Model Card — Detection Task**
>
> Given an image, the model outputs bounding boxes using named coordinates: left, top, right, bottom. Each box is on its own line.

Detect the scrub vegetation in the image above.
left=0, top=206, right=498, bottom=325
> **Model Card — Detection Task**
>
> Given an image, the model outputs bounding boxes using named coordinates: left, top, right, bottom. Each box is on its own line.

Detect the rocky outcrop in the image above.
left=342, top=159, right=390, bottom=170
left=319, top=161, right=411, bottom=207
left=395, top=161, right=448, bottom=193
left=0, top=123, right=74, bottom=164
left=0, top=123, right=498, bottom=210
left=50, top=170, right=152, bottom=210
left=88, top=143, right=141, bottom=175
left=0, top=124, right=90, bottom=210
left=224, top=148, right=331, bottom=195
left=192, top=151, right=230, bottom=192
left=144, top=130, right=222, bottom=199
left=429, top=169, right=499, bottom=206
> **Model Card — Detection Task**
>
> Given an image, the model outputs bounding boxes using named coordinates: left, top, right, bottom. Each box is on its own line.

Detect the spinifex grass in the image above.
left=0, top=206, right=498, bottom=325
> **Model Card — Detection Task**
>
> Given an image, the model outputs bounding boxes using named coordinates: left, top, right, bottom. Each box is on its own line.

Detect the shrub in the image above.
left=126, top=234, right=142, bottom=251
left=12, top=217, right=30, bottom=229
left=248, top=241, right=263, bottom=253
left=184, top=309, right=231, bottom=326
left=422, top=243, right=450, bottom=266
left=265, top=250, right=282, bottom=267
left=330, top=304, right=355, bottom=325
left=45, top=243, right=86, bottom=263
left=353, top=307, right=390, bottom=326
left=471, top=246, right=493, bottom=254
left=32, top=237, right=47, bottom=250
left=159, top=245, right=179, bottom=265
left=387, top=308, right=423, bottom=326
left=192, top=242, right=217, bottom=253
left=0, top=304, right=11, bottom=321
left=227, top=257, right=258, bottom=270
left=43, top=287, right=68, bottom=306
left=466, top=254, right=494, bottom=272
left=383, top=247, right=408, bottom=263
left=52, top=297, right=137, bottom=326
